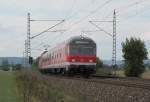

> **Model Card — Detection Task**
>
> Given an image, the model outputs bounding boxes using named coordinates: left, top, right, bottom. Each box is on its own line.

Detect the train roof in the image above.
left=66, top=36, right=96, bottom=44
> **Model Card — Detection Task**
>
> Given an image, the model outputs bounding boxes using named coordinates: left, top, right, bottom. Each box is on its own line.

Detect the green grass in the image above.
left=0, top=70, right=16, bottom=102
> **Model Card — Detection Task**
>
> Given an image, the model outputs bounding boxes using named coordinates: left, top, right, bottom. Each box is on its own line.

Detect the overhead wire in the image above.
left=64, top=0, right=77, bottom=20
left=116, top=0, right=150, bottom=23
left=122, top=3, right=150, bottom=20
left=65, top=0, right=98, bottom=21
left=54, top=0, right=101, bottom=42
left=93, top=0, right=150, bottom=21
left=33, top=0, right=150, bottom=55
left=62, top=0, right=112, bottom=40
left=116, top=0, right=149, bottom=13
left=67, top=0, right=113, bottom=31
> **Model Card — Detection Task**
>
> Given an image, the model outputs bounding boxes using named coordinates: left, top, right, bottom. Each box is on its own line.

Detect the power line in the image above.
left=64, top=0, right=77, bottom=19
left=30, top=20, right=65, bottom=39
left=52, top=0, right=112, bottom=44
left=89, top=10, right=117, bottom=72
left=31, top=30, right=66, bottom=53
left=82, top=30, right=103, bottom=33
left=68, top=0, right=112, bottom=30
left=89, top=21, right=112, bottom=37
left=30, top=20, right=63, bottom=22
left=65, top=0, right=99, bottom=21
left=117, top=0, right=149, bottom=13
left=100, top=0, right=150, bottom=21
left=121, top=4, right=150, bottom=20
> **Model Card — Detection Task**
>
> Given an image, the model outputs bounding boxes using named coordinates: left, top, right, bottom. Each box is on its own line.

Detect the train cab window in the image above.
left=70, top=46, right=96, bottom=55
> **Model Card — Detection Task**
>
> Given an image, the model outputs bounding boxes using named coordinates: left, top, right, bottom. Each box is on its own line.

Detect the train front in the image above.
left=66, top=36, right=96, bottom=76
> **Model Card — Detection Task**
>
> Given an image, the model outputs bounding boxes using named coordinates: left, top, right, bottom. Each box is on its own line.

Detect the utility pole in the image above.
left=26, top=13, right=31, bottom=66
left=89, top=9, right=117, bottom=75
left=112, top=10, right=116, bottom=68
left=25, top=13, right=65, bottom=66
left=24, top=40, right=26, bottom=67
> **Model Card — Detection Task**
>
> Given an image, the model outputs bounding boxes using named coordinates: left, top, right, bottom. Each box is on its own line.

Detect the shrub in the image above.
left=122, top=37, right=148, bottom=77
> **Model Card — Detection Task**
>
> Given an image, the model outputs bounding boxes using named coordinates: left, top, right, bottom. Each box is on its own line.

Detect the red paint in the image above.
left=66, top=55, right=96, bottom=63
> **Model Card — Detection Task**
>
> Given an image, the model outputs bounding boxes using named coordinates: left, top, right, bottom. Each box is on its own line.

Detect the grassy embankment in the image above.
left=96, top=68, right=150, bottom=79
left=15, top=70, right=94, bottom=102
left=0, top=70, right=16, bottom=102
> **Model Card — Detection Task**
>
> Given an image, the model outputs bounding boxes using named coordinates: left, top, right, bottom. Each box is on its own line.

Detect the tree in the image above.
left=13, top=64, right=22, bottom=70
left=122, top=37, right=148, bottom=77
left=1, top=59, right=10, bottom=71
left=96, top=57, right=103, bottom=71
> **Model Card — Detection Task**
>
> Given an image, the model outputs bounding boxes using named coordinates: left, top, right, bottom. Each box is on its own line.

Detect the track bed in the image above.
left=43, top=74, right=150, bottom=102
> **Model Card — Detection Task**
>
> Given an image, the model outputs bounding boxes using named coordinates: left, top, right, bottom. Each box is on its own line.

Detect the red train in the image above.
left=38, top=36, right=96, bottom=77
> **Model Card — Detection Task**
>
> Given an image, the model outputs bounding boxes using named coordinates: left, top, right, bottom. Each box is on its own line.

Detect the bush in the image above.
left=122, top=37, right=148, bottom=77
left=2, top=67, right=10, bottom=71
left=96, top=57, right=103, bottom=71
left=14, top=70, right=94, bottom=102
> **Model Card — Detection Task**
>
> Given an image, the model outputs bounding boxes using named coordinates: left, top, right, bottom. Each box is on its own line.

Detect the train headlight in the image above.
left=89, top=60, right=93, bottom=62
left=72, top=59, right=76, bottom=62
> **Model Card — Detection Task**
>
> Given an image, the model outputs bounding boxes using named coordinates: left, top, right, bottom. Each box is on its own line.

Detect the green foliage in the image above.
left=122, top=37, right=148, bottom=77
left=1, top=59, right=10, bottom=71
left=14, top=71, right=94, bottom=102
left=12, top=64, right=22, bottom=70
left=31, top=57, right=39, bottom=70
left=96, top=57, right=103, bottom=70
left=96, top=67, right=112, bottom=76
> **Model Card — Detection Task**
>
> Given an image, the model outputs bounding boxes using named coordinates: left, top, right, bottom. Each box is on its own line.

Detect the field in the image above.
left=113, top=70, right=150, bottom=79
left=142, top=71, right=150, bottom=79
left=0, top=70, right=16, bottom=102
left=96, top=66, right=150, bottom=79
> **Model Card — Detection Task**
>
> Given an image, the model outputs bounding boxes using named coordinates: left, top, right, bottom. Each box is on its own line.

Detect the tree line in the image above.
left=0, top=59, right=22, bottom=71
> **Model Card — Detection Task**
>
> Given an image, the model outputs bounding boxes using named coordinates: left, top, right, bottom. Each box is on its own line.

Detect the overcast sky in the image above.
left=0, top=0, right=150, bottom=60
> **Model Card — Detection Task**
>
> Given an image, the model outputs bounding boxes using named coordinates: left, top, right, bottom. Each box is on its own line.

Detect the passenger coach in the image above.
left=38, top=36, right=96, bottom=77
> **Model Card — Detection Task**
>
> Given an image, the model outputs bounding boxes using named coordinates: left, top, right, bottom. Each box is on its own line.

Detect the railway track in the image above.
left=91, top=75, right=150, bottom=89
left=44, top=74, right=150, bottom=90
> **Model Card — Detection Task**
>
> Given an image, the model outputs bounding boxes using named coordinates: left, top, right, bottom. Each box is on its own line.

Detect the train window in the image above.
left=57, top=53, right=58, bottom=59
left=52, top=53, right=53, bottom=59
left=70, top=46, right=79, bottom=55
left=70, top=46, right=96, bottom=55
left=53, top=52, right=55, bottom=59
left=55, top=53, right=56, bottom=59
